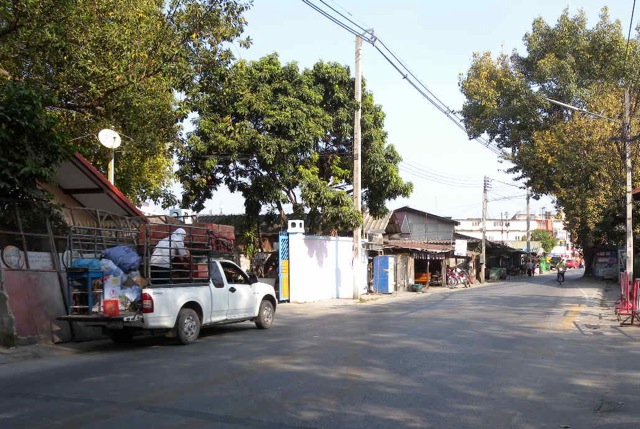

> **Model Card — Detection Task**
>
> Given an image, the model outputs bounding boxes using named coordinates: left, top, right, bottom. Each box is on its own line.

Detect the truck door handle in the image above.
left=229, top=287, right=236, bottom=293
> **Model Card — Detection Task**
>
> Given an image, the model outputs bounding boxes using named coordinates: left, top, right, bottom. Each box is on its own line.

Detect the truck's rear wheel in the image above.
left=255, top=300, right=274, bottom=329
left=107, top=329, right=133, bottom=344
left=176, top=308, right=200, bottom=345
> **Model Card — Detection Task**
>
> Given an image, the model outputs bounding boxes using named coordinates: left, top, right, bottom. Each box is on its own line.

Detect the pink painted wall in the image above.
left=3, top=270, right=72, bottom=343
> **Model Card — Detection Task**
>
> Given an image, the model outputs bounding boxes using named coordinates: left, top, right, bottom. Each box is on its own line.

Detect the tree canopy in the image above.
left=178, top=54, right=413, bottom=233
left=0, top=0, right=251, bottom=206
left=2, top=1, right=410, bottom=235
left=459, top=7, right=640, bottom=255
left=0, top=79, right=72, bottom=203
left=530, top=229, right=558, bottom=253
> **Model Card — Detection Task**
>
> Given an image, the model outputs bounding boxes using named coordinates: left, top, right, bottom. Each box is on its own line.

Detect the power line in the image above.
left=488, top=194, right=527, bottom=202
left=318, top=0, right=370, bottom=34
left=401, top=160, right=480, bottom=184
left=624, top=0, right=637, bottom=67
left=399, top=162, right=481, bottom=188
left=325, top=0, right=372, bottom=31
left=300, top=0, right=504, bottom=157
left=371, top=41, right=503, bottom=156
left=489, top=183, right=521, bottom=192
left=488, top=177, right=525, bottom=189
left=301, top=1, right=367, bottom=40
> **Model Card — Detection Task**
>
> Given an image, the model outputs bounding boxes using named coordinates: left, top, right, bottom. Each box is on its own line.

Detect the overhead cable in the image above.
left=317, top=0, right=370, bottom=35
left=301, top=0, right=504, bottom=156
left=401, top=160, right=480, bottom=185
left=488, top=194, right=527, bottom=202
left=488, top=177, right=526, bottom=189
left=399, top=162, right=481, bottom=188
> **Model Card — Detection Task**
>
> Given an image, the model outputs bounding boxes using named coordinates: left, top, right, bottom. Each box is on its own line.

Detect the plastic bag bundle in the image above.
left=101, top=245, right=141, bottom=274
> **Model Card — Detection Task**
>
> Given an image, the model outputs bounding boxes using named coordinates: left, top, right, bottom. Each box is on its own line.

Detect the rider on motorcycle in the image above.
left=556, top=258, right=567, bottom=283
left=525, top=260, right=534, bottom=277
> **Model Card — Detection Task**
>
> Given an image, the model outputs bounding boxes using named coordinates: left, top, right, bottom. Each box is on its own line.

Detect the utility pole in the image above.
left=353, top=35, right=362, bottom=299
left=624, top=87, right=633, bottom=280
left=481, top=176, right=488, bottom=283
left=526, top=190, right=531, bottom=260
left=505, top=212, right=510, bottom=242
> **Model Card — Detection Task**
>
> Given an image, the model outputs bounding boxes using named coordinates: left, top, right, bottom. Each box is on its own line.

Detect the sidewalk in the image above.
left=0, top=274, right=630, bottom=364
left=279, top=280, right=482, bottom=312
left=0, top=340, right=93, bottom=365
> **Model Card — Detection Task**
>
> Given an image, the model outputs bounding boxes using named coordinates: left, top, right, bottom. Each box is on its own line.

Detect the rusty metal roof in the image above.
left=385, top=240, right=453, bottom=253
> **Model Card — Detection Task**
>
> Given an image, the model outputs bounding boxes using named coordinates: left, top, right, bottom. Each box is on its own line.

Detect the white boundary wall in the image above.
left=288, top=234, right=367, bottom=303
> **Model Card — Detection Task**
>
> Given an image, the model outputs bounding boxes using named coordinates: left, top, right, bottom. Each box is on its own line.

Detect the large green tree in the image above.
left=0, top=0, right=251, bottom=206
left=458, top=7, right=640, bottom=270
left=177, top=54, right=412, bottom=233
left=0, top=79, right=72, bottom=203
left=530, top=229, right=558, bottom=253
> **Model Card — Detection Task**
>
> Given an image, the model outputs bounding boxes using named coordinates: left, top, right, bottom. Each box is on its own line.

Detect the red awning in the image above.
left=54, top=153, right=145, bottom=218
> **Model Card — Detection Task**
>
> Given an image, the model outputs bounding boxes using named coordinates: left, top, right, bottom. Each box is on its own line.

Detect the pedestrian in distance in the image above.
left=149, top=228, right=190, bottom=284
left=556, top=258, right=567, bottom=285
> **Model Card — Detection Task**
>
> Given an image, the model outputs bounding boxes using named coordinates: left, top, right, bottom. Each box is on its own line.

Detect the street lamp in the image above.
left=544, top=93, right=633, bottom=279
left=97, top=129, right=122, bottom=185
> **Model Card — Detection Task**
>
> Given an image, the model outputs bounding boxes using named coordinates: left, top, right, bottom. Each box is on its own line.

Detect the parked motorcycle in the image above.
left=457, top=267, right=471, bottom=288
left=446, top=267, right=470, bottom=288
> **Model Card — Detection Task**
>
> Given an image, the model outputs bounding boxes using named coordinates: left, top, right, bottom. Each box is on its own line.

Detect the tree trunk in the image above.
left=582, top=246, right=596, bottom=277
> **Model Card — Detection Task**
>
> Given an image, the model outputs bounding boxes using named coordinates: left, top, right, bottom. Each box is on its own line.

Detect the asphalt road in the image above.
left=1, top=269, right=640, bottom=429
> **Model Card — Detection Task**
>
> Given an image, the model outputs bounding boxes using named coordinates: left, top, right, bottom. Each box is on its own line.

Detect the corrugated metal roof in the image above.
left=393, top=206, right=460, bottom=225
left=385, top=240, right=453, bottom=253
left=454, top=232, right=481, bottom=242
left=362, top=211, right=400, bottom=234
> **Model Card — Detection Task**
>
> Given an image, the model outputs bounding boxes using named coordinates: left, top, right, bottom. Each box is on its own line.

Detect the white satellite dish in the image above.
left=98, top=129, right=122, bottom=149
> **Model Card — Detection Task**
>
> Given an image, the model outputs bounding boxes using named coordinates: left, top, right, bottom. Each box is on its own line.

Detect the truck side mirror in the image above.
left=248, top=274, right=258, bottom=284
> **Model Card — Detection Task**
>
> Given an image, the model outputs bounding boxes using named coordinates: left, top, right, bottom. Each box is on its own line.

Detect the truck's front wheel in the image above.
left=176, top=308, right=200, bottom=345
left=255, top=300, right=274, bottom=329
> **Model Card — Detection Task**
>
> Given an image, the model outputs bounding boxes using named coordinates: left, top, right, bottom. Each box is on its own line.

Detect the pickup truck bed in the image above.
left=60, top=259, right=277, bottom=345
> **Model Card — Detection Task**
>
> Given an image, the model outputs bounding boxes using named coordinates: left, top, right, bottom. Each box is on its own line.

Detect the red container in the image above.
left=103, top=299, right=120, bottom=317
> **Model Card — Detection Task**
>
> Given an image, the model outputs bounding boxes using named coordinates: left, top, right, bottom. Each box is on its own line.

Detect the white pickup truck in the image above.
left=60, top=259, right=277, bottom=345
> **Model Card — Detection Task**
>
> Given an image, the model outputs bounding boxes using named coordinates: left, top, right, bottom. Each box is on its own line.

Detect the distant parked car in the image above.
left=565, top=259, right=579, bottom=269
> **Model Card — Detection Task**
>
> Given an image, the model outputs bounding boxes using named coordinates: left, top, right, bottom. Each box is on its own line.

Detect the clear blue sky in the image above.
left=193, top=0, right=633, bottom=221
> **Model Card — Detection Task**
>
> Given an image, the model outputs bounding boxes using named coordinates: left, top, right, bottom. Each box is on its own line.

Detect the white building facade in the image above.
left=455, top=211, right=573, bottom=255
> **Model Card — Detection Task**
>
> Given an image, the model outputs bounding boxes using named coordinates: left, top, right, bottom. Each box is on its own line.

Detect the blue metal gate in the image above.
left=278, top=232, right=290, bottom=301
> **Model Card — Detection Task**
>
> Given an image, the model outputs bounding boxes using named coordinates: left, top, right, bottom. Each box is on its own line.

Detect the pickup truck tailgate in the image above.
left=58, top=313, right=143, bottom=328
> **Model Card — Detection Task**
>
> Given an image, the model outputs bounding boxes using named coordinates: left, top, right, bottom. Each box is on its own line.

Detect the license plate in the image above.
left=106, top=321, right=123, bottom=329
